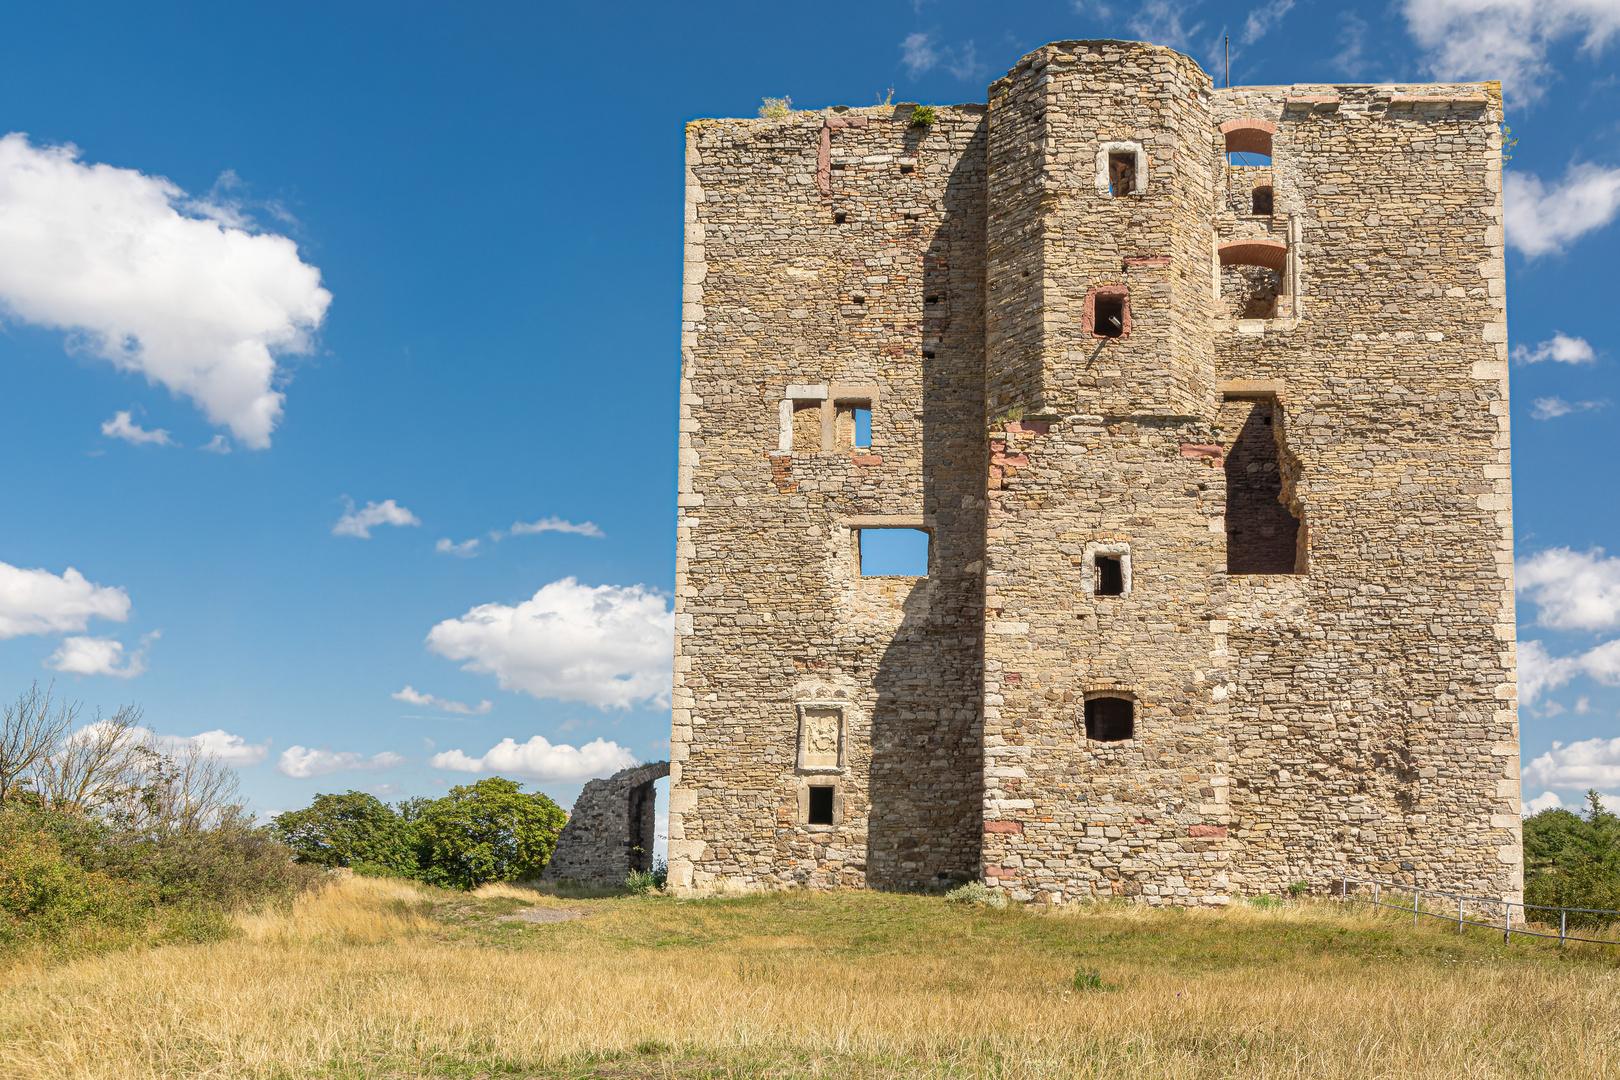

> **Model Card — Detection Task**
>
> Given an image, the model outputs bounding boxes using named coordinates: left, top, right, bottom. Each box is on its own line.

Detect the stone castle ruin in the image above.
left=667, top=39, right=1521, bottom=905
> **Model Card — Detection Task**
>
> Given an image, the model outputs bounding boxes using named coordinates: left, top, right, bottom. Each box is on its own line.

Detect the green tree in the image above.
left=269, top=791, right=417, bottom=877
left=413, top=777, right=566, bottom=889
left=1523, top=790, right=1620, bottom=929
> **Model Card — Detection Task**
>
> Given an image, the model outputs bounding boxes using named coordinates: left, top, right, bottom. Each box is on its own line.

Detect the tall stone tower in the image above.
left=669, top=39, right=1520, bottom=907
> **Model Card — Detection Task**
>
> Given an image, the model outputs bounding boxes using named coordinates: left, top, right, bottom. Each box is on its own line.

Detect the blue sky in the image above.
left=1, top=0, right=1618, bottom=824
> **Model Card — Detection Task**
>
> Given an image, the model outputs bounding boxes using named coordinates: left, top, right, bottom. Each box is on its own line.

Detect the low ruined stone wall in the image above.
left=541, top=761, right=669, bottom=887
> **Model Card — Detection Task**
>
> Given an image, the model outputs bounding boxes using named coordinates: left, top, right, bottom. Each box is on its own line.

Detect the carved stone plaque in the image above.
left=798, top=706, right=843, bottom=770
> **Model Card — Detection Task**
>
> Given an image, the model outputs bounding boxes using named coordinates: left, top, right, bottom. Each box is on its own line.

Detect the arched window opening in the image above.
left=1218, top=241, right=1288, bottom=320
left=1085, top=696, right=1135, bottom=742
left=1220, top=118, right=1275, bottom=165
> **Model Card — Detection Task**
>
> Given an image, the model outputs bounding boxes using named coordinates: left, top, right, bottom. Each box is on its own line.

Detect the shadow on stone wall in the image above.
left=540, top=761, right=669, bottom=887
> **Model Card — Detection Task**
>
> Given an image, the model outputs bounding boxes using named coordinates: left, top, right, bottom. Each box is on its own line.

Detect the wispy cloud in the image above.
left=435, top=537, right=481, bottom=558
left=1242, top=0, right=1295, bottom=44
left=1514, top=332, right=1597, bottom=365
left=1506, top=164, right=1620, bottom=256
left=1517, top=637, right=1620, bottom=704
left=1331, top=12, right=1371, bottom=76
left=391, top=685, right=492, bottom=716
left=1531, top=396, right=1607, bottom=420
left=332, top=498, right=421, bottom=539
left=100, top=411, right=173, bottom=447
left=1402, top=0, right=1620, bottom=102
left=276, top=746, right=408, bottom=779
left=898, top=31, right=986, bottom=82
left=493, top=516, right=604, bottom=540
left=199, top=434, right=231, bottom=454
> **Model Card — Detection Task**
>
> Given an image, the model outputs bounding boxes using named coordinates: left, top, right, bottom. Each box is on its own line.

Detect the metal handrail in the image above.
left=1339, top=875, right=1620, bottom=948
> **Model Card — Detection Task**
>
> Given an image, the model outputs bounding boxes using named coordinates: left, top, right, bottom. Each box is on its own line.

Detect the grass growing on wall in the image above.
left=3, top=879, right=1619, bottom=1079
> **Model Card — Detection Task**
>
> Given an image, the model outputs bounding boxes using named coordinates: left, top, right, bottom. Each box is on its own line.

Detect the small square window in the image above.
left=834, top=401, right=871, bottom=450
left=1095, top=556, right=1124, bottom=596
left=808, top=786, right=835, bottom=825
left=1085, top=697, right=1134, bottom=742
left=859, top=528, right=929, bottom=576
left=791, top=401, right=822, bottom=452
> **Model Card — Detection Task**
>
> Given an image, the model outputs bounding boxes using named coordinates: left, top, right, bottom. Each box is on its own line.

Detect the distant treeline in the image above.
left=1523, top=790, right=1620, bottom=927
left=0, top=682, right=566, bottom=955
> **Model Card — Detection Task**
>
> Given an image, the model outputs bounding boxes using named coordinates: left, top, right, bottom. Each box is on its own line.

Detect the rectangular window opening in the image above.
left=900, top=164, right=914, bottom=174
left=1220, top=397, right=1303, bottom=574
left=858, top=528, right=930, bottom=577
left=1094, top=294, right=1125, bottom=338
left=807, top=786, right=835, bottom=825
left=922, top=349, right=936, bottom=359
left=834, top=401, right=871, bottom=450
left=1251, top=185, right=1274, bottom=215
left=1084, top=697, right=1134, bottom=742
left=791, top=401, right=822, bottom=452
left=1095, top=556, right=1124, bottom=596
left=834, top=211, right=847, bottom=224
left=1108, top=152, right=1137, bottom=196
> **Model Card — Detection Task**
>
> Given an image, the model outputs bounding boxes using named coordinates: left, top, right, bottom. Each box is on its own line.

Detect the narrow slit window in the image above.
left=834, top=401, right=871, bottom=450
left=1094, top=294, right=1125, bottom=338
left=1085, top=697, right=1134, bottom=742
left=1095, top=556, right=1124, bottom=596
left=858, top=528, right=929, bottom=577
left=807, top=786, right=835, bottom=825
left=1108, top=152, right=1137, bottom=196
left=1251, top=185, right=1274, bottom=215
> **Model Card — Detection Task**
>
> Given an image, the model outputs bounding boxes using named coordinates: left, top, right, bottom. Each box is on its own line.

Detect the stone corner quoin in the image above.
left=665, top=38, right=1518, bottom=907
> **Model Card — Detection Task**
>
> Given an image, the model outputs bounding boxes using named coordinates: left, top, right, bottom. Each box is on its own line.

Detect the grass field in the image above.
left=2, top=876, right=1618, bottom=1079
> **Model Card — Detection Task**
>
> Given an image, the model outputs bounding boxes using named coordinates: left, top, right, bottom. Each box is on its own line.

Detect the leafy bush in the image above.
left=758, top=96, right=792, bottom=120
left=910, top=104, right=937, bottom=127
left=1248, top=894, right=1284, bottom=910
left=1524, top=790, right=1620, bottom=929
left=271, top=791, right=419, bottom=877
left=624, top=869, right=657, bottom=895
left=1073, top=967, right=1117, bottom=992
left=944, top=880, right=1007, bottom=908
left=0, top=809, right=146, bottom=948
left=413, top=777, right=567, bottom=890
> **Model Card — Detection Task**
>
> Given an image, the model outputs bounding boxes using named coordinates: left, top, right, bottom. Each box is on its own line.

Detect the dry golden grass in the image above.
left=2, top=876, right=1618, bottom=1079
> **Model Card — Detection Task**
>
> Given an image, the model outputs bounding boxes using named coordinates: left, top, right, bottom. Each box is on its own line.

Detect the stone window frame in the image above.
left=1094, top=141, right=1148, bottom=197
left=843, top=513, right=934, bottom=579
left=1082, top=286, right=1132, bottom=339
left=1081, top=542, right=1132, bottom=598
left=797, top=778, right=845, bottom=829
left=795, top=701, right=848, bottom=774
left=777, top=383, right=882, bottom=452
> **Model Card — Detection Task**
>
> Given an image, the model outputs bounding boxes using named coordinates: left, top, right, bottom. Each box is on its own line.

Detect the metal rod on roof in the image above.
left=1225, top=36, right=1230, bottom=88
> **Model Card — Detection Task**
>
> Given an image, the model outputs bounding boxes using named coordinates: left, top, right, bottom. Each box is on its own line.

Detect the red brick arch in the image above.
left=1219, top=239, right=1288, bottom=272
left=1219, top=117, right=1276, bottom=157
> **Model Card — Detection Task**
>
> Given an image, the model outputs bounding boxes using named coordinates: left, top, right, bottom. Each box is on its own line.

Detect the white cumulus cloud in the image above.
left=175, top=728, right=271, bottom=767
left=429, top=735, right=637, bottom=783
left=0, top=134, right=331, bottom=449
left=497, top=517, right=604, bottom=540
left=1523, top=789, right=1566, bottom=814
left=391, top=685, right=492, bottom=716
left=425, top=577, right=673, bottom=709
left=1513, top=332, right=1597, bottom=365
left=44, top=635, right=147, bottom=678
left=276, top=746, right=408, bottom=779
left=332, top=499, right=420, bottom=539
left=1519, top=637, right=1620, bottom=704
left=101, top=411, right=174, bottom=446
left=1517, top=547, right=1620, bottom=630
left=1505, top=163, right=1620, bottom=257
left=1523, top=735, right=1620, bottom=790
left=1531, top=396, right=1607, bottom=419
left=1402, top=0, right=1620, bottom=101
left=0, top=561, right=129, bottom=639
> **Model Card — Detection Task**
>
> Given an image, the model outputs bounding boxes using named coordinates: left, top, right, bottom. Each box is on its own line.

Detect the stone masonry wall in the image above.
left=670, top=103, right=989, bottom=892
left=541, top=761, right=668, bottom=887
left=671, top=40, right=1519, bottom=906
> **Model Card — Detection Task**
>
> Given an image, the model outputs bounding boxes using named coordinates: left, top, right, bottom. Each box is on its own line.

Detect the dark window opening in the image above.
left=900, top=164, right=914, bottom=174
left=808, top=786, right=835, bottom=825
left=834, top=211, right=847, bottom=224
left=1251, top=186, right=1274, bottom=215
left=925, top=295, right=940, bottom=305
left=859, top=528, right=930, bottom=577
left=1095, top=556, right=1124, bottom=596
left=1085, top=697, right=1135, bottom=742
left=922, top=350, right=936, bottom=359
left=851, top=295, right=865, bottom=304
left=627, top=781, right=656, bottom=872
left=1220, top=397, right=1303, bottom=574
left=830, top=163, right=847, bottom=170
left=1108, top=152, right=1137, bottom=196
left=1094, top=294, right=1125, bottom=338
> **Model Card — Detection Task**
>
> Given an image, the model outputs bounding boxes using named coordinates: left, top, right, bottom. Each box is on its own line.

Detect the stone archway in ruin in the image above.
left=540, top=761, right=670, bottom=887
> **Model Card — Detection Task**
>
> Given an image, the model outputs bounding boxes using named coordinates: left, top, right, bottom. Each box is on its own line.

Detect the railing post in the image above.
left=1414, top=886, right=1420, bottom=927
left=1503, top=900, right=1510, bottom=944
left=1374, top=881, right=1380, bottom=908
left=1561, top=908, right=1567, bottom=947
left=1458, top=895, right=1463, bottom=934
